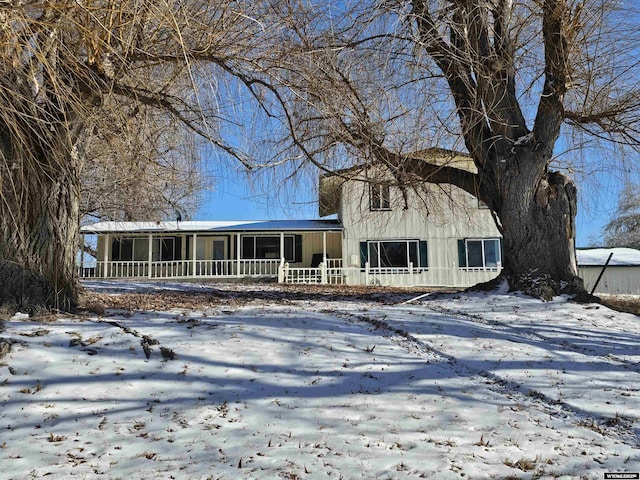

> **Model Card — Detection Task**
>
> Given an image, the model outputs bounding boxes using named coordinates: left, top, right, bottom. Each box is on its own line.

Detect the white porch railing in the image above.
left=325, top=258, right=343, bottom=269
left=282, top=266, right=323, bottom=284
left=279, top=258, right=345, bottom=285
left=356, top=263, right=500, bottom=287
left=77, top=258, right=500, bottom=288
left=194, top=260, right=235, bottom=277
left=279, top=263, right=500, bottom=287
left=237, top=259, right=281, bottom=276
left=97, top=261, right=149, bottom=278
left=78, top=259, right=282, bottom=279
left=152, top=261, right=191, bottom=278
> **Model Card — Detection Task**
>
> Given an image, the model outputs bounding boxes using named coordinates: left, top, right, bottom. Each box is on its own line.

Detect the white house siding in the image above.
left=338, top=178, right=502, bottom=287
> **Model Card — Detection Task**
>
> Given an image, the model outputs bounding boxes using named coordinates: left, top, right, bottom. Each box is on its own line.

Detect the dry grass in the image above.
left=598, top=294, right=640, bottom=315
left=78, top=283, right=640, bottom=317
left=78, top=283, right=441, bottom=314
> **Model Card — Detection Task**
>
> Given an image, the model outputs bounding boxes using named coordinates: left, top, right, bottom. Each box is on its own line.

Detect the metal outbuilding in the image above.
left=577, top=248, right=640, bottom=295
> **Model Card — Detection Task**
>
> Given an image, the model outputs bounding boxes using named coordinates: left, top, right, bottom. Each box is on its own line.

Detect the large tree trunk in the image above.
left=493, top=151, right=585, bottom=299
left=0, top=8, right=86, bottom=313
left=0, top=144, right=81, bottom=313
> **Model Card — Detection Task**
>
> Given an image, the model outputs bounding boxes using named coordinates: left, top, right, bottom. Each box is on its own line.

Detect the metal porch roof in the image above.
left=81, top=219, right=343, bottom=234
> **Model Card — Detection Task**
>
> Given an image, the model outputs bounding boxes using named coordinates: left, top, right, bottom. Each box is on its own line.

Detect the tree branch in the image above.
left=411, top=0, right=492, bottom=165
left=534, top=0, right=571, bottom=155
left=106, top=79, right=254, bottom=170
left=400, top=154, right=480, bottom=198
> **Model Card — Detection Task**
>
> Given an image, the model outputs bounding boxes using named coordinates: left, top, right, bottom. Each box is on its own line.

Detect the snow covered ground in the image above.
left=1, top=281, right=639, bottom=479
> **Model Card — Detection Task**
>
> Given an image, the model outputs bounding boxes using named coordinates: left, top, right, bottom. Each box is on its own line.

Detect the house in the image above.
left=577, top=247, right=640, bottom=295
left=317, top=150, right=502, bottom=286
left=79, top=150, right=504, bottom=287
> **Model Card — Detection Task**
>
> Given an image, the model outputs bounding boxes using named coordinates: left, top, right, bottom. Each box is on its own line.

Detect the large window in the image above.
left=241, top=235, right=302, bottom=262
left=458, top=238, right=501, bottom=269
left=361, top=240, right=428, bottom=270
left=111, top=237, right=178, bottom=262
left=370, top=183, right=391, bottom=210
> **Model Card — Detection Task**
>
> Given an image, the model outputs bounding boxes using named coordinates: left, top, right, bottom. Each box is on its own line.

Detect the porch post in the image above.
left=280, top=232, right=285, bottom=266
left=148, top=233, right=153, bottom=279
left=452, top=260, right=457, bottom=287
left=322, top=231, right=327, bottom=262
left=103, top=234, right=109, bottom=278
left=80, top=233, right=85, bottom=278
left=321, top=231, right=328, bottom=284
left=409, top=262, right=414, bottom=287
left=236, top=233, right=241, bottom=276
left=192, top=233, right=197, bottom=278
left=278, top=260, right=285, bottom=283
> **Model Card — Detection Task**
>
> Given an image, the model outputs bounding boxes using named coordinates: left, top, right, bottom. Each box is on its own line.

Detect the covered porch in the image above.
left=78, top=220, right=343, bottom=283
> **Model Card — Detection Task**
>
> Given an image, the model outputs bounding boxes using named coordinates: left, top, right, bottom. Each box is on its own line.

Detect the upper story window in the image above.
left=370, top=183, right=391, bottom=211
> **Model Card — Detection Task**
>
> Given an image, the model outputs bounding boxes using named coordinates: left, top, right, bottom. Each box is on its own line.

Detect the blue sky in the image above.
left=194, top=168, right=319, bottom=222
left=576, top=201, right=615, bottom=247
left=195, top=169, right=618, bottom=249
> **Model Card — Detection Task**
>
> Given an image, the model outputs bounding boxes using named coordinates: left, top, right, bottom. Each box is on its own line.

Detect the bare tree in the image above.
left=80, top=103, right=205, bottom=223
left=252, top=0, right=640, bottom=297
left=0, top=1, right=274, bottom=310
left=603, top=184, right=640, bottom=249
left=3, top=0, right=639, bottom=310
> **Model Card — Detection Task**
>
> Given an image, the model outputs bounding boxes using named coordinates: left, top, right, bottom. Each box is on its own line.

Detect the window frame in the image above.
left=369, top=182, right=391, bottom=211
left=241, top=235, right=297, bottom=262
left=365, top=239, right=426, bottom=271
left=158, top=237, right=177, bottom=261
left=112, top=237, right=177, bottom=262
left=462, top=238, right=502, bottom=269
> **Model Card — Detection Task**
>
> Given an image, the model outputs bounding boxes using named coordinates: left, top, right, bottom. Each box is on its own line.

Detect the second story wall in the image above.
left=333, top=169, right=502, bottom=271
left=340, top=179, right=498, bottom=239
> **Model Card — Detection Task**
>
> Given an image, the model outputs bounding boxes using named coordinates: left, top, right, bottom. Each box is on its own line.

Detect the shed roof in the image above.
left=576, top=248, right=640, bottom=266
left=81, top=219, right=342, bottom=234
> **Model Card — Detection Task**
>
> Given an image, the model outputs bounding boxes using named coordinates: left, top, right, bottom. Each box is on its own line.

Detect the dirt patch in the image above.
left=80, top=282, right=640, bottom=317
left=79, top=283, right=444, bottom=313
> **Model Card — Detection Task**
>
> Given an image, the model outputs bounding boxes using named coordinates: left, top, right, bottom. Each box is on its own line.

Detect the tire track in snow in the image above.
left=340, top=310, right=640, bottom=447
left=424, top=302, right=640, bottom=372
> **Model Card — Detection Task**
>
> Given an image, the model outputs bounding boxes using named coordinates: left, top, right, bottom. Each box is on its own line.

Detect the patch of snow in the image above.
left=81, top=219, right=341, bottom=234
left=577, top=247, right=640, bottom=266
left=1, top=281, right=639, bottom=479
